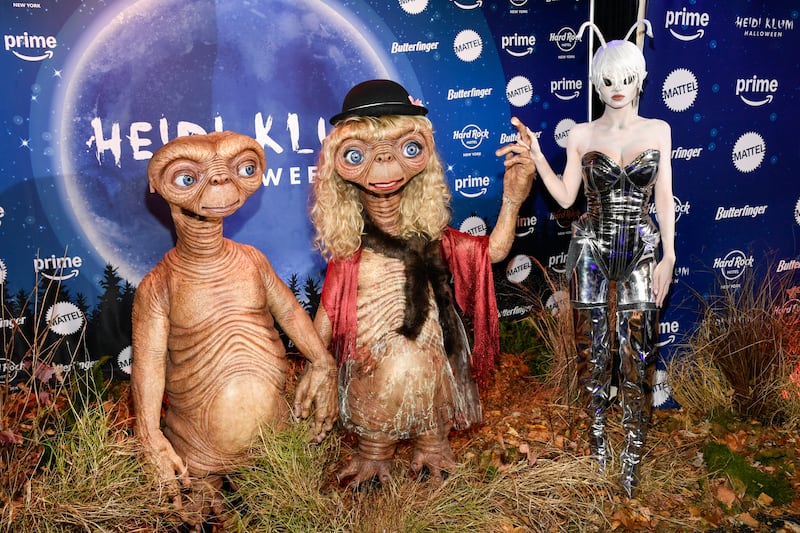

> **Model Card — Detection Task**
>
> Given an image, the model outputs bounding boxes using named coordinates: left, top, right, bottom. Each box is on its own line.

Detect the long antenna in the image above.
left=585, top=4, right=595, bottom=121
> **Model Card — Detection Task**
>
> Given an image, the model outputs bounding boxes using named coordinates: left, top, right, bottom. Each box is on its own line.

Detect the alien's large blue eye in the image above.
left=175, top=174, right=196, bottom=187
left=343, top=149, right=364, bottom=165
left=239, top=163, right=256, bottom=177
left=403, top=141, right=421, bottom=158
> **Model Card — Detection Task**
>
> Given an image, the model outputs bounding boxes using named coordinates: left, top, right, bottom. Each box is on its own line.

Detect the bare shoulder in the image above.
left=566, top=121, right=592, bottom=148
left=643, top=117, right=671, bottom=136
left=569, top=121, right=592, bottom=136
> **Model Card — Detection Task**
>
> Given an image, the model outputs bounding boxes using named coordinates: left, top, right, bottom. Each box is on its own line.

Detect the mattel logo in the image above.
left=4, top=31, right=56, bottom=61
left=732, top=131, right=765, bottom=173
left=662, top=68, right=698, bottom=112
left=453, top=30, right=482, bottom=62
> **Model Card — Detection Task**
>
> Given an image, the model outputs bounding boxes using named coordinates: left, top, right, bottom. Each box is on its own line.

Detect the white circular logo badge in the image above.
left=505, top=254, right=532, bottom=283
left=653, top=369, right=672, bottom=407
left=545, top=290, right=569, bottom=315
left=732, top=131, right=765, bottom=173
left=117, top=346, right=132, bottom=375
left=459, top=215, right=488, bottom=236
left=398, top=0, right=428, bottom=15
left=554, top=118, right=575, bottom=149
left=45, top=301, right=84, bottom=336
left=662, top=68, right=698, bottom=112
left=795, top=197, right=800, bottom=226
left=454, top=29, right=482, bottom=62
left=506, top=75, right=533, bottom=107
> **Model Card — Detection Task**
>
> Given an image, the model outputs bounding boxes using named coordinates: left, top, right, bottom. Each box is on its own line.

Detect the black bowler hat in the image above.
left=329, top=79, right=428, bottom=125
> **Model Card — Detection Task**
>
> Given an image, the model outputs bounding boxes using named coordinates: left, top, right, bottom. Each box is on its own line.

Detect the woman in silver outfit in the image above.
left=498, top=20, right=675, bottom=497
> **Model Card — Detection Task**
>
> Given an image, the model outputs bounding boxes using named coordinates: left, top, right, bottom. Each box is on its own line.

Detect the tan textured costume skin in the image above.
left=345, top=250, right=457, bottom=442
left=131, top=132, right=337, bottom=522
left=311, top=117, right=535, bottom=486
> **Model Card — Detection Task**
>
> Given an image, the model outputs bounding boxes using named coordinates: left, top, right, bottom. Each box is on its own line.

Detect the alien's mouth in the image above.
left=370, top=180, right=402, bottom=191
left=203, top=200, right=240, bottom=214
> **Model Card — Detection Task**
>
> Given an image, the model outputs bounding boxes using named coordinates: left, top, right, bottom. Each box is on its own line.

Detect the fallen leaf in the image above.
left=737, top=512, right=759, bottom=527
left=715, top=484, right=737, bottom=507
left=757, top=492, right=774, bottom=506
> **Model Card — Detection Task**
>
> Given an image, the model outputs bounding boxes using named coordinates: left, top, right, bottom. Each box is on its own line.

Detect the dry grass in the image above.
left=4, top=260, right=800, bottom=531
left=1, top=389, right=183, bottom=532
left=228, top=421, right=621, bottom=533
left=508, top=258, right=581, bottom=407
left=0, top=398, right=631, bottom=533
left=668, top=269, right=800, bottom=426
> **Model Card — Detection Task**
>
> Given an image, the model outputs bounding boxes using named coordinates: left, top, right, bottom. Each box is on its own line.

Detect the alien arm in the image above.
left=258, top=254, right=338, bottom=439
left=489, top=117, right=537, bottom=263
left=130, top=271, right=188, bottom=487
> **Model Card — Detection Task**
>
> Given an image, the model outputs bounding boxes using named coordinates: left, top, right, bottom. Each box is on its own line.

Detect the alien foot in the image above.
left=410, top=432, right=458, bottom=482
left=337, top=436, right=396, bottom=489
left=179, top=476, right=227, bottom=532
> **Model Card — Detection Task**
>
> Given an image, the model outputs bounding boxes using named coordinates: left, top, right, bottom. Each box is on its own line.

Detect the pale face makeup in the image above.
left=596, top=73, right=639, bottom=109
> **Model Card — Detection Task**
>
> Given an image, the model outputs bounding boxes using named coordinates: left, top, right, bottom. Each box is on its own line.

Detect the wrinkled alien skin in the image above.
left=131, top=131, right=337, bottom=523
left=310, top=113, right=534, bottom=488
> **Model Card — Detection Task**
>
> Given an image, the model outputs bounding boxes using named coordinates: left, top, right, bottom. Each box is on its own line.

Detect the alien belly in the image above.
left=340, top=249, right=458, bottom=441
left=164, top=335, right=288, bottom=475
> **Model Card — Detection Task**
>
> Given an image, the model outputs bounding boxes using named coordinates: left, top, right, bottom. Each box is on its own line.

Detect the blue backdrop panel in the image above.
left=639, top=1, right=800, bottom=406
left=0, top=1, right=589, bottom=384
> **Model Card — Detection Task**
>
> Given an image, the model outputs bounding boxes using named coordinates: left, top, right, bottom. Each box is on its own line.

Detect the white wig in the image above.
left=578, top=19, right=653, bottom=94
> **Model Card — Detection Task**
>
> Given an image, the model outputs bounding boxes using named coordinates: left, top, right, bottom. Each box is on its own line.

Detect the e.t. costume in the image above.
left=320, top=226, right=498, bottom=441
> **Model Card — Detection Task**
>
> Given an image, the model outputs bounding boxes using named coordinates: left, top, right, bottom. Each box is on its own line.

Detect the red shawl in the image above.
left=320, top=227, right=499, bottom=389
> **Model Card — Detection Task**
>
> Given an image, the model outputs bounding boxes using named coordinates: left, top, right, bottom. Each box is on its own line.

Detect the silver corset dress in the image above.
left=568, top=149, right=661, bottom=307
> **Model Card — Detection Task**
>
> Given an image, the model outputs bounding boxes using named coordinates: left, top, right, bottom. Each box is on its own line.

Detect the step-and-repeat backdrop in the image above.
left=638, top=1, right=800, bottom=406
left=1, top=0, right=797, bottom=408
left=0, top=0, right=589, bottom=384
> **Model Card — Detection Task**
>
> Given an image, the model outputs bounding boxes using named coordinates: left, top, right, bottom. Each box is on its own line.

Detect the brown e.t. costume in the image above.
left=303, top=80, right=535, bottom=487
left=131, top=131, right=337, bottom=522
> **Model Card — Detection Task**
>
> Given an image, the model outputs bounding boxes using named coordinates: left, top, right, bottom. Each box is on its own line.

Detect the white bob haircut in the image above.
left=577, top=19, right=653, bottom=94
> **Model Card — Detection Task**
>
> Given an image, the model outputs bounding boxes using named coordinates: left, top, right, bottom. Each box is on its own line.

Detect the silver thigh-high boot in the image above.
left=617, top=308, right=657, bottom=497
left=577, top=305, right=613, bottom=472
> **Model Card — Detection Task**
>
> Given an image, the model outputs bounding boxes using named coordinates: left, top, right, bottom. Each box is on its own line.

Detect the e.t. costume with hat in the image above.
left=308, top=79, right=534, bottom=485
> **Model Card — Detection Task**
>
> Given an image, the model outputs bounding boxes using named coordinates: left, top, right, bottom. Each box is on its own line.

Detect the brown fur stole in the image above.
left=361, top=218, right=466, bottom=359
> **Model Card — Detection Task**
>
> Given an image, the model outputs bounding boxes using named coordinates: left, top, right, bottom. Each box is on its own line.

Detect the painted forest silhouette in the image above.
left=1, top=263, right=323, bottom=387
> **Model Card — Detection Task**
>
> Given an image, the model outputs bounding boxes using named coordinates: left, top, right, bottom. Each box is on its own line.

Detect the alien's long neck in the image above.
left=360, top=191, right=402, bottom=236
left=172, top=209, right=226, bottom=261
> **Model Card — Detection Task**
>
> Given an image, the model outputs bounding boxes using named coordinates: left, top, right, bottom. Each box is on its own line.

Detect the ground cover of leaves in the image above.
left=450, top=352, right=800, bottom=532
left=4, top=352, right=800, bottom=532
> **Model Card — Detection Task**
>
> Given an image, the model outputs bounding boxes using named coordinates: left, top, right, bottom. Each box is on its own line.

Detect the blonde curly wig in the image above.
left=311, top=115, right=452, bottom=261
